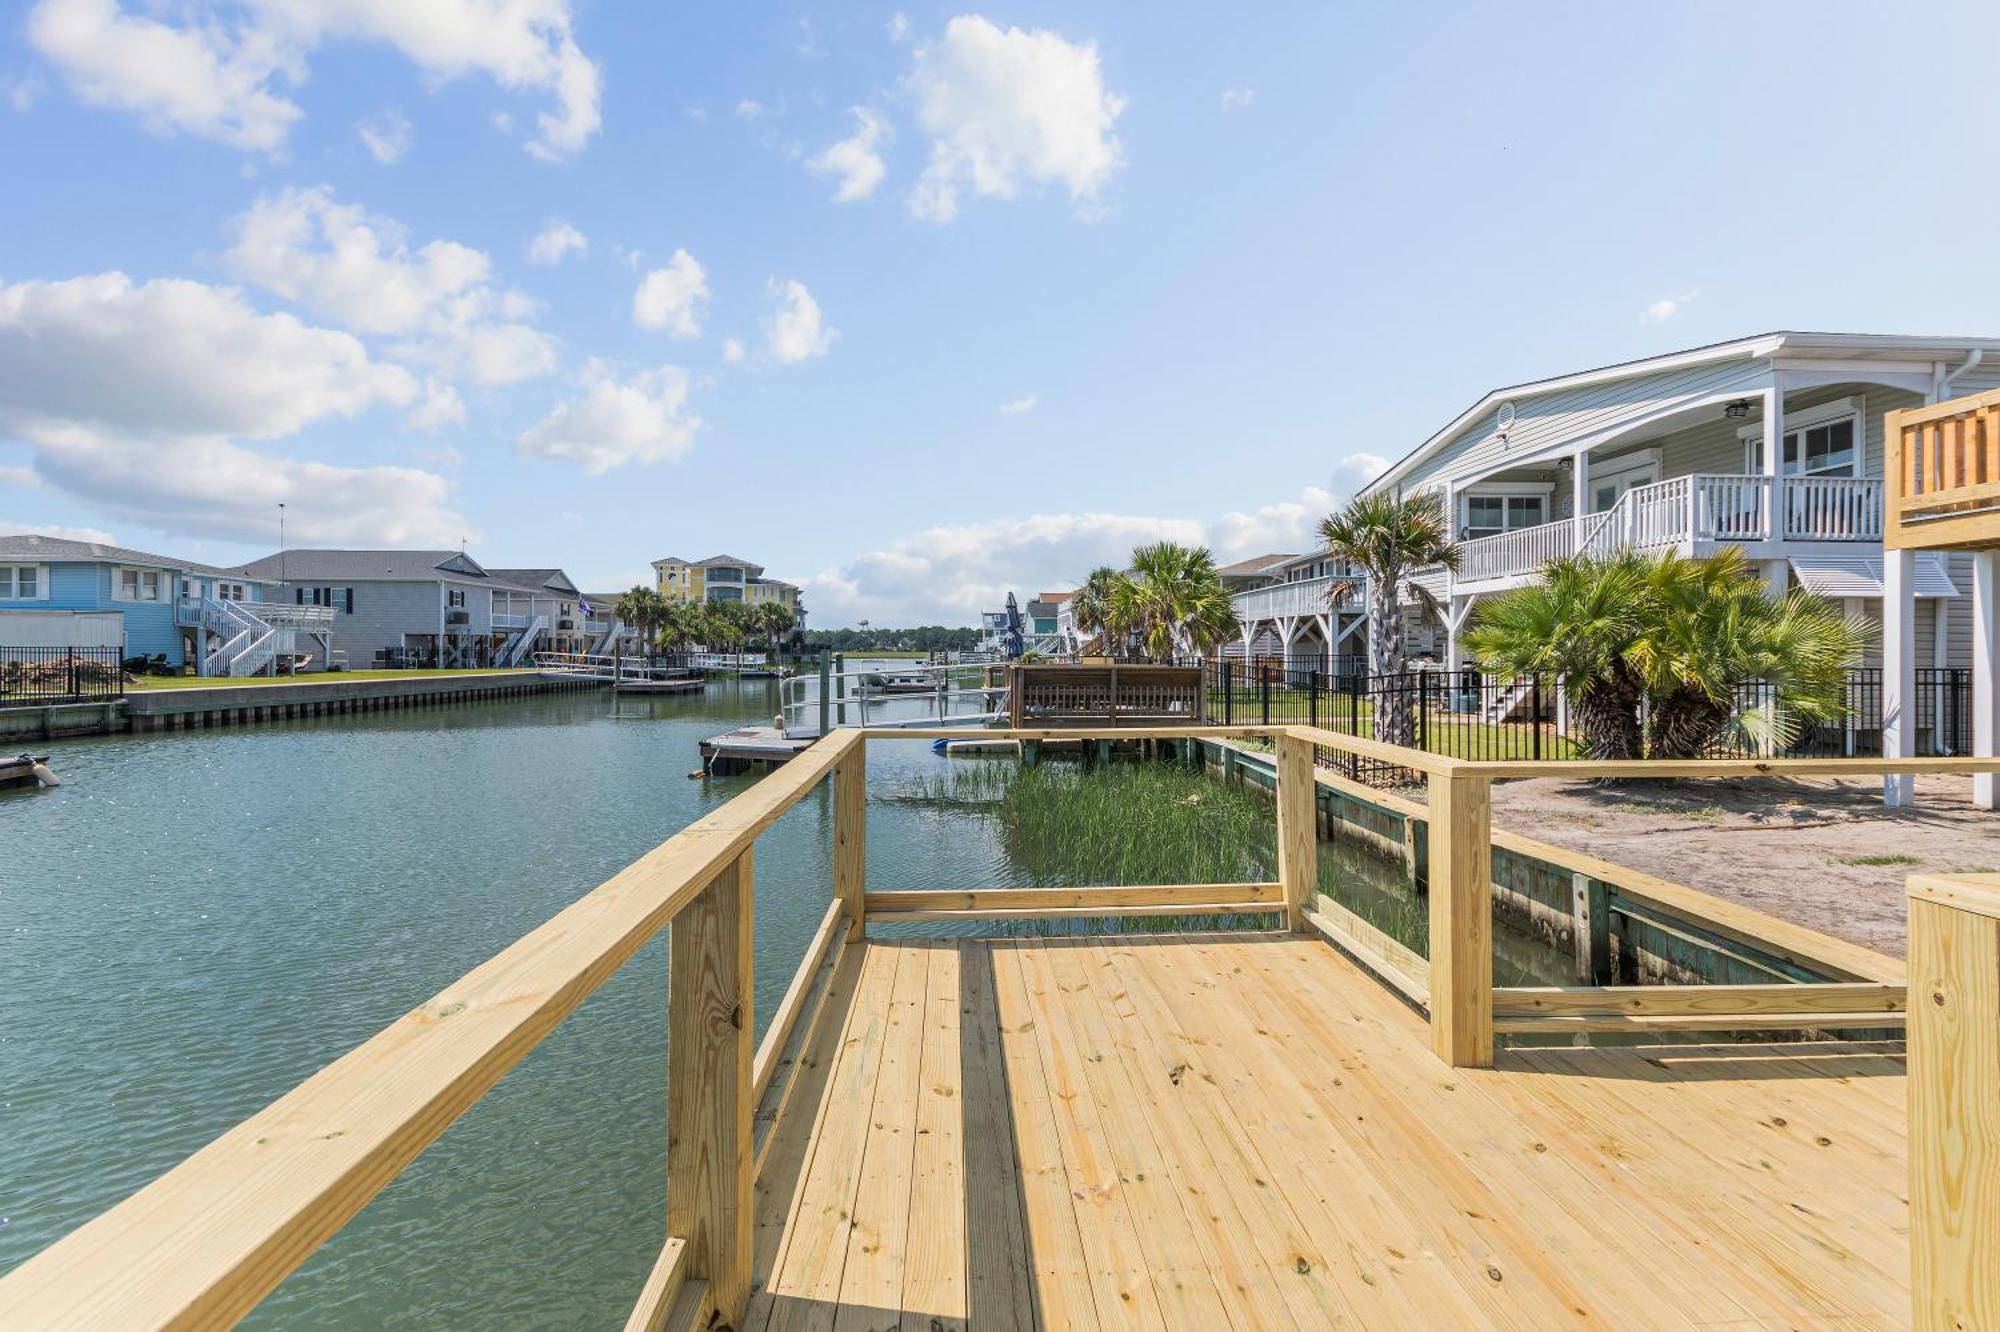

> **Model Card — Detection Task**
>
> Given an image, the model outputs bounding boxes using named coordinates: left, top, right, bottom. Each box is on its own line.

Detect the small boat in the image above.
left=865, top=670, right=939, bottom=695
left=931, top=737, right=1022, bottom=757
left=0, top=752, right=59, bottom=790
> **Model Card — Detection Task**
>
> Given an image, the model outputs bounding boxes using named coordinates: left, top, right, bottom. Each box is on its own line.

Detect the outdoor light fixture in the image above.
left=1724, top=398, right=1752, bottom=420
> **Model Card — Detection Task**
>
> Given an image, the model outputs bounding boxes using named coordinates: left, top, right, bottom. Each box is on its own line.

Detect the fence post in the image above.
left=1416, top=671, right=1430, bottom=753
left=1532, top=675, right=1544, bottom=762
left=817, top=651, right=831, bottom=736
left=68, top=651, right=78, bottom=700
left=1222, top=658, right=1233, bottom=727
left=834, top=737, right=866, bottom=942
left=667, top=848, right=755, bottom=1326
left=1309, top=671, right=1320, bottom=730
left=1260, top=669, right=1271, bottom=727
left=1427, top=771, right=1493, bottom=1068
left=1906, top=871, right=2000, bottom=1326
left=1275, top=730, right=1316, bottom=933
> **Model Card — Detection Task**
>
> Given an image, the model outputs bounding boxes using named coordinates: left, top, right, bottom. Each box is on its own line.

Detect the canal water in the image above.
left=1, top=667, right=1564, bottom=1326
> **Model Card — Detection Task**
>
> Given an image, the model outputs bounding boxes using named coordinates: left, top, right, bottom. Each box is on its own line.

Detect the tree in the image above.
left=613, top=586, right=664, bottom=660
left=656, top=600, right=701, bottom=651
left=1318, top=491, right=1459, bottom=746
left=1067, top=566, right=1125, bottom=656
left=1466, top=548, right=1866, bottom=759
left=1107, top=542, right=1238, bottom=662
left=753, top=601, right=798, bottom=653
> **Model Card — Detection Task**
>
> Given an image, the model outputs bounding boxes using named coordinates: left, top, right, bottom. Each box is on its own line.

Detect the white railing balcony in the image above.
left=1230, top=574, right=1362, bottom=623
left=1782, top=476, right=1883, bottom=541
left=492, top=612, right=528, bottom=630
left=1455, top=519, right=1575, bottom=583
left=1691, top=474, right=1772, bottom=541
left=256, top=605, right=337, bottom=630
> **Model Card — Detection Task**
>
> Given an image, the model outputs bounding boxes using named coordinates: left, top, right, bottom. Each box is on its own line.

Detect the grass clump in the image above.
left=1838, top=853, right=1921, bottom=867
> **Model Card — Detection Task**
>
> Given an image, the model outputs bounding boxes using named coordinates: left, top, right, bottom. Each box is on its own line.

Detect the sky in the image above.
left=2, top=2, right=1998, bottom=626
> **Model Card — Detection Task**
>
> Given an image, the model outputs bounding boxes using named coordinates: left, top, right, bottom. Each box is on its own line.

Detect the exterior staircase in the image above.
left=501, top=615, right=548, bottom=666
left=203, top=600, right=278, bottom=677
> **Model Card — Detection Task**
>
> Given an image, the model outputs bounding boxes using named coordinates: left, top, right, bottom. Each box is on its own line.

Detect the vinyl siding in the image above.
left=1404, top=355, right=1774, bottom=493
left=276, top=580, right=488, bottom=664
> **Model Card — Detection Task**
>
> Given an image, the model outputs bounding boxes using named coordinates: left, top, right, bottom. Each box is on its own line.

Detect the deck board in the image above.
left=753, top=933, right=1912, bottom=1330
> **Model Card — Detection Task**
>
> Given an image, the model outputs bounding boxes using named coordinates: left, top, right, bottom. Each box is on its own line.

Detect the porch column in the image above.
left=1884, top=549, right=1918, bottom=807
left=1762, top=384, right=1785, bottom=541
left=1571, top=448, right=1590, bottom=546
left=1974, top=552, right=1998, bottom=810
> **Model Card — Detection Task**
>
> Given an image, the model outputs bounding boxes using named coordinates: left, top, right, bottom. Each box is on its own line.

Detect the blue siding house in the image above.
left=0, top=533, right=276, bottom=671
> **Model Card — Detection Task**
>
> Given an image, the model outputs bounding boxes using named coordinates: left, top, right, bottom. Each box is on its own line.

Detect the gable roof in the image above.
left=0, top=532, right=273, bottom=580
left=489, top=567, right=580, bottom=595
left=1360, top=330, right=2000, bottom=498
left=695, top=553, right=762, bottom=571
left=236, top=549, right=494, bottom=583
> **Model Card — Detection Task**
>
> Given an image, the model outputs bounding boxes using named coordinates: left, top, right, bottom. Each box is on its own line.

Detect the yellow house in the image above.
left=651, top=554, right=803, bottom=615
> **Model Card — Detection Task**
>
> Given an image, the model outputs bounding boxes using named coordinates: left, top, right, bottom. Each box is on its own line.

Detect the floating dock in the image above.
left=698, top=725, right=817, bottom=775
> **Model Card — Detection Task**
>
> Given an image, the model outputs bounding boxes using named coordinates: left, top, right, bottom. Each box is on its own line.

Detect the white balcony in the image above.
left=1231, top=574, right=1363, bottom=624
left=1456, top=519, right=1575, bottom=583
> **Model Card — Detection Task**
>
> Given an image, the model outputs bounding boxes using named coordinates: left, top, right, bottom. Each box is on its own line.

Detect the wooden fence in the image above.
left=1, top=725, right=1995, bottom=1328
left=1887, top=387, right=2000, bottom=549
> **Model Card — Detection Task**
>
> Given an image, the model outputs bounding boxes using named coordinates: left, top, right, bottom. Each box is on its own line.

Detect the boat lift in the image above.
left=778, top=659, right=1006, bottom=735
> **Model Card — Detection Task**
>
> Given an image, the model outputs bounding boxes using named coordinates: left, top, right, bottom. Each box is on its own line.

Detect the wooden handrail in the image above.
left=0, top=726, right=864, bottom=1331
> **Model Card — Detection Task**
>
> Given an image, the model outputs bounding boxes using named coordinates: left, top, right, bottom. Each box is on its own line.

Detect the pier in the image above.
left=3, top=724, right=1995, bottom=1329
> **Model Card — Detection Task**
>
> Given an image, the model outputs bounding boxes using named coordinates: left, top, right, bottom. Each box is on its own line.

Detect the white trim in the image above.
left=1582, top=446, right=1661, bottom=483
left=1735, top=395, right=1858, bottom=441
left=1738, top=395, right=1863, bottom=478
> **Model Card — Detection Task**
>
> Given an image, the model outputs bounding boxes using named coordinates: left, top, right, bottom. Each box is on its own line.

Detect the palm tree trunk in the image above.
left=1369, top=578, right=1411, bottom=747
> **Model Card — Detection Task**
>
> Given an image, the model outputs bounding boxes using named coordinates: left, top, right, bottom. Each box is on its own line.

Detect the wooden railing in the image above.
left=6, top=723, right=1996, bottom=1326
left=1888, top=388, right=2000, bottom=550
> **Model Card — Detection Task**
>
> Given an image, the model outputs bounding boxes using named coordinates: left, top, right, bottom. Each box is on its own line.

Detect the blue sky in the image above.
left=3, top=1, right=1998, bottom=624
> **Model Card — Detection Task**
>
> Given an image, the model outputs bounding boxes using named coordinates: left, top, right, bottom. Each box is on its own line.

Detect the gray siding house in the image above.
left=237, top=550, right=543, bottom=668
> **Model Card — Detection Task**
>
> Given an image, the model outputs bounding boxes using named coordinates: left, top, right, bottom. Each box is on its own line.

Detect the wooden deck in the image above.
left=751, top=932, right=1910, bottom=1331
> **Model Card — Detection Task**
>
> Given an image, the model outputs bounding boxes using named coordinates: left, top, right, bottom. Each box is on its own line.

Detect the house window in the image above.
left=1, top=565, right=43, bottom=598
left=215, top=581, right=248, bottom=602
left=117, top=567, right=164, bottom=601
left=1783, top=417, right=1858, bottom=478
left=1461, top=494, right=1545, bottom=541
left=447, top=589, right=465, bottom=608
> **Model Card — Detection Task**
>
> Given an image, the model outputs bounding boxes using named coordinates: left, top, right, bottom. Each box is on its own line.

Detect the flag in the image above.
left=579, top=595, right=595, bottom=618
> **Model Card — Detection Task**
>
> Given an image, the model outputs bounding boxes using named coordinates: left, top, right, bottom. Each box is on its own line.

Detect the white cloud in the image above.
left=526, top=218, right=587, bottom=265
left=887, top=12, right=910, bottom=43
left=999, top=393, right=1037, bottom=415
left=722, top=337, right=746, bottom=365
left=904, top=15, right=1126, bottom=224
left=1642, top=289, right=1698, bottom=323
left=357, top=107, right=411, bottom=162
left=405, top=380, right=466, bottom=432
left=735, top=98, right=768, bottom=121
left=27, top=0, right=601, bottom=160
left=1339, top=452, right=1390, bottom=485
left=0, top=271, right=468, bottom=545
left=808, top=107, right=890, bottom=202
left=0, top=518, right=119, bottom=543
left=228, top=186, right=557, bottom=384
left=763, top=278, right=833, bottom=364
left=803, top=484, right=1347, bottom=625
left=0, top=271, right=414, bottom=439
left=8, top=74, right=44, bottom=113
left=632, top=249, right=708, bottom=338
left=0, top=464, right=43, bottom=488
left=516, top=360, right=700, bottom=474
left=1220, top=88, right=1254, bottom=110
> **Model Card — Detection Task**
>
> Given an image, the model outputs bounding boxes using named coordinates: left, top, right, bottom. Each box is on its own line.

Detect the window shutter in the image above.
left=345, top=588, right=354, bottom=614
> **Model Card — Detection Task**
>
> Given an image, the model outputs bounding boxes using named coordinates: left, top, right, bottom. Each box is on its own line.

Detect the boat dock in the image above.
left=698, top=725, right=816, bottom=775
left=4, top=724, right=1994, bottom=1331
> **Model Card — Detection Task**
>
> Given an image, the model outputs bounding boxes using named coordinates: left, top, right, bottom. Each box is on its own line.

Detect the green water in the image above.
left=0, top=674, right=1563, bottom=1326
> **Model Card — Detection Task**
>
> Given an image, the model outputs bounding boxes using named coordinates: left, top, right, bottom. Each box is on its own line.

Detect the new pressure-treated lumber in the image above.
left=751, top=900, right=843, bottom=1103
left=622, top=1237, right=688, bottom=1332
left=667, top=849, right=754, bottom=1326
left=831, top=741, right=866, bottom=942
left=1427, top=771, right=1493, bottom=1067
left=866, top=901, right=1285, bottom=923
left=1492, top=982, right=1907, bottom=1017
left=1274, top=730, right=1317, bottom=932
left=1907, top=872, right=2000, bottom=1330
left=863, top=882, right=1279, bottom=912
left=1304, top=896, right=1429, bottom=1007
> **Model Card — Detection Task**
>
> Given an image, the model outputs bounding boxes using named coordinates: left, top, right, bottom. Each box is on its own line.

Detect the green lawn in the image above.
left=126, top=669, right=545, bottom=690
left=1211, top=689, right=1580, bottom=762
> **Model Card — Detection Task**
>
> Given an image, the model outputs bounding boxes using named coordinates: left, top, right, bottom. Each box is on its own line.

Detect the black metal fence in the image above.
left=1208, top=655, right=1973, bottom=777
left=0, top=647, right=126, bottom=705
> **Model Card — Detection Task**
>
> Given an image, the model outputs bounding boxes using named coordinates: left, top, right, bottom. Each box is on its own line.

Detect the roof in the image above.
left=488, top=567, right=580, bottom=595
left=1025, top=599, right=1060, bottom=617
left=1038, top=591, right=1073, bottom=603
left=1215, top=552, right=1297, bottom=578
left=1362, top=331, right=2000, bottom=498
left=650, top=555, right=690, bottom=567
left=0, top=532, right=275, bottom=581
left=236, top=549, right=492, bottom=583
left=1790, top=553, right=1959, bottom=599
left=695, top=554, right=763, bottom=571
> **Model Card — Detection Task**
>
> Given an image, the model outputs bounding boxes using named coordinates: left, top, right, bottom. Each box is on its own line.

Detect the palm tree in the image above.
left=1068, top=566, right=1124, bottom=656
left=1107, top=542, right=1238, bottom=662
left=753, top=601, right=797, bottom=655
left=614, top=586, right=664, bottom=661
left=1318, top=491, right=1459, bottom=747
left=1467, top=548, right=1865, bottom=759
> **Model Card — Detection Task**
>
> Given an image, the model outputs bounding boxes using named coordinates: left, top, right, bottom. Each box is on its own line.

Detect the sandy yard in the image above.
left=1486, top=774, right=2000, bottom=959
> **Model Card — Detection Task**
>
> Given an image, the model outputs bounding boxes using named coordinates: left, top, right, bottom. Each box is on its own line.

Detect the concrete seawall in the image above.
left=0, top=672, right=607, bottom=740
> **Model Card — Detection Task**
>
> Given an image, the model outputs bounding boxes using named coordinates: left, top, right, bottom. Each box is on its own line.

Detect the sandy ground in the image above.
left=1487, top=774, right=2000, bottom=959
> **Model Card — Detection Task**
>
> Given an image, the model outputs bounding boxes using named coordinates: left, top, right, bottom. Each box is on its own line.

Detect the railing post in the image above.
left=1222, top=658, right=1233, bottom=726
left=817, top=650, right=831, bottom=736
left=1275, top=730, right=1316, bottom=933
left=1427, top=770, right=1493, bottom=1068
left=668, top=848, right=754, bottom=1325
left=1260, top=669, right=1270, bottom=726
left=834, top=737, right=866, bottom=942
left=1308, top=670, right=1320, bottom=729
left=1906, top=871, right=2000, bottom=1327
